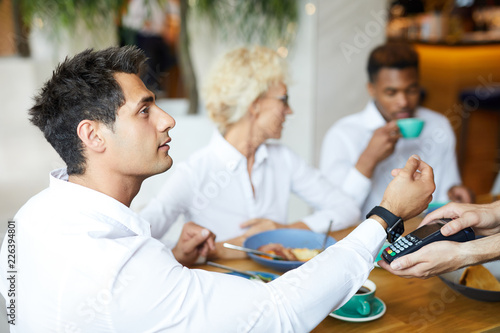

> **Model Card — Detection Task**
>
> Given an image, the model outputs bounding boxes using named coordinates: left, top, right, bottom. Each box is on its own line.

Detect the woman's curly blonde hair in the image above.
left=203, top=46, right=289, bottom=133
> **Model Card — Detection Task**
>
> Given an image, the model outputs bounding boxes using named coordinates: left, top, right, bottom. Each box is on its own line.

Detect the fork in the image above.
left=206, top=261, right=272, bottom=282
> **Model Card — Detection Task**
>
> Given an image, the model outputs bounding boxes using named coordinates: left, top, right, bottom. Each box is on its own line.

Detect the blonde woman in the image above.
left=141, top=46, right=361, bottom=259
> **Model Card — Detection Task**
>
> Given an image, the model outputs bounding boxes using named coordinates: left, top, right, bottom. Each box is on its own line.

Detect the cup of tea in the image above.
left=338, top=279, right=376, bottom=316
left=397, top=118, right=425, bottom=138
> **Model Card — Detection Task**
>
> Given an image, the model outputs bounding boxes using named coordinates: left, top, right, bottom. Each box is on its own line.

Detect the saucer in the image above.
left=329, top=297, right=386, bottom=322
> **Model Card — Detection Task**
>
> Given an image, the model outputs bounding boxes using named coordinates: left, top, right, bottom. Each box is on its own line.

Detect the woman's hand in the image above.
left=240, top=218, right=282, bottom=237
left=240, top=218, right=310, bottom=237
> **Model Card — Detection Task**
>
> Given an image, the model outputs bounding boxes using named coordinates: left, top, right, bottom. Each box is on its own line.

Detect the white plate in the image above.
left=329, top=297, right=386, bottom=322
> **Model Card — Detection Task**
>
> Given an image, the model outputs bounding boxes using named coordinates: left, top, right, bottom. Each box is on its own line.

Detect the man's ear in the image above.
left=76, top=120, right=106, bottom=153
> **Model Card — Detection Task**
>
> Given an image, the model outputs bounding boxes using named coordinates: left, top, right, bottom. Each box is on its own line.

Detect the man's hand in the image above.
left=379, top=155, right=435, bottom=221
left=355, top=121, right=401, bottom=178
left=448, top=185, right=475, bottom=203
left=421, top=201, right=500, bottom=237
left=172, top=221, right=216, bottom=266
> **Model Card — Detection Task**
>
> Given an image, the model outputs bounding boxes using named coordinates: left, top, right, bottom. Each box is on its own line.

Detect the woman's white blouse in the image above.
left=141, top=131, right=361, bottom=241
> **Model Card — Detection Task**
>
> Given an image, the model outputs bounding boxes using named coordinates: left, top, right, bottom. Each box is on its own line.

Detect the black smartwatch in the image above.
left=366, top=206, right=404, bottom=243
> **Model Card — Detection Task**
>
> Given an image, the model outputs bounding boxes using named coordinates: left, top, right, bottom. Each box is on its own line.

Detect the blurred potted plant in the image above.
left=179, top=0, right=298, bottom=114
left=13, top=0, right=298, bottom=114
left=15, top=0, right=127, bottom=61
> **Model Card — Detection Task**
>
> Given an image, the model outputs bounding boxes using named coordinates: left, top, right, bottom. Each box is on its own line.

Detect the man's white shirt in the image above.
left=0, top=168, right=385, bottom=332
left=320, top=101, right=461, bottom=217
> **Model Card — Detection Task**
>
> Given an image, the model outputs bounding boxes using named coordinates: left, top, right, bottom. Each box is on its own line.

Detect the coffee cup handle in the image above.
left=357, top=301, right=371, bottom=316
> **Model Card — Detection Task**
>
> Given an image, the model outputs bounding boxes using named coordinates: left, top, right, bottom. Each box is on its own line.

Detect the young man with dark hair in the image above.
left=320, top=43, right=473, bottom=218
left=0, top=46, right=435, bottom=332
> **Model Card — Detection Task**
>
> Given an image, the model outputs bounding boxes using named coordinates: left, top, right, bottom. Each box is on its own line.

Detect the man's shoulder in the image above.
left=418, top=108, right=450, bottom=124
left=14, top=188, right=52, bottom=219
left=336, top=110, right=365, bottom=126
left=417, top=108, right=455, bottom=134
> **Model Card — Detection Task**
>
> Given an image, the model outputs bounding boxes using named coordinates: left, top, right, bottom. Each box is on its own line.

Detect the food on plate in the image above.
left=257, top=243, right=320, bottom=262
left=291, top=248, right=321, bottom=262
left=459, top=265, right=500, bottom=292
left=258, top=243, right=297, bottom=260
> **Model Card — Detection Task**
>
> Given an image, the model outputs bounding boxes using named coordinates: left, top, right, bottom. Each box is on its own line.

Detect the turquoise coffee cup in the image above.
left=338, top=279, right=376, bottom=316
left=426, top=201, right=450, bottom=214
left=397, top=118, right=425, bottom=138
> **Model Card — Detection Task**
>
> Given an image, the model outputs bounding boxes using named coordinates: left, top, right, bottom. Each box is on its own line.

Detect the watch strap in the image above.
left=366, top=206, right=404, bottom=243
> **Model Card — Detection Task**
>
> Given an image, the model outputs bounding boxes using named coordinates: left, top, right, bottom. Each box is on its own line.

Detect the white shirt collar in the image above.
left=50, top=168, right=152, bottom=237
left=361, top=100, right=387, bottom=130
left=208, top=130, right=269, bottom=171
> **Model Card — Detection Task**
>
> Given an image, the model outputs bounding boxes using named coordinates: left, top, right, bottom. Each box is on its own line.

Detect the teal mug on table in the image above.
left=338, top=279, right=376, bottom=316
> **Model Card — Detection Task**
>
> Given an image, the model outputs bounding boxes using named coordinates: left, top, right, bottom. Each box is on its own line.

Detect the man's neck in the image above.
left=68, top=170, right=142, bottom=207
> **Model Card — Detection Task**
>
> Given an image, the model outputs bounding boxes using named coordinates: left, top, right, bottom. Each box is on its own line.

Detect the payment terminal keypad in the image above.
left=383, top=235, right=417, bottom=258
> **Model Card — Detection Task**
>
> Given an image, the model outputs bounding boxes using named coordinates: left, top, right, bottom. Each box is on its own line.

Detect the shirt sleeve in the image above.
left=110, top=219, right=386, bottom=332
left=284, top=147, right=361, bottom=232
left=319, top=125, right=372, bottom=209
left=139, top=164, right=194, bottom=241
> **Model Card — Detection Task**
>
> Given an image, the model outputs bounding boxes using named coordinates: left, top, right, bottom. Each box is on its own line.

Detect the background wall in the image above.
left=314, top=0, right=387, bottom=164
left=0, top=0, right=388, bottom=242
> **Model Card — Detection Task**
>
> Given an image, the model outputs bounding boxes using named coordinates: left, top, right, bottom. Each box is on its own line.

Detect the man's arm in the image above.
left=355, top=121, right=401, bottom=178
left=319, top=124, right=373, bottom=208
left=113, top=157, right=436, bottom=332
left=320, top=120, right=401, bottom=210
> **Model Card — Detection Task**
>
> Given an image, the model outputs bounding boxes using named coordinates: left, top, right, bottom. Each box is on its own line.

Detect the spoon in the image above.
left=206, top=261, right=273, bottom=282
left=223, top=243, right=284, bottom=260
left=321, top=220, right=334, bottom=251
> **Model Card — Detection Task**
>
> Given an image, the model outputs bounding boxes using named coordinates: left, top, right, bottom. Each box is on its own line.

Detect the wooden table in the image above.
left=197, top=218, right=500, bottom=332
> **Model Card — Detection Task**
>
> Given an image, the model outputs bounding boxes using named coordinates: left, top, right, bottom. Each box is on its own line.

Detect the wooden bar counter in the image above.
left=198, top=218, right=500, bottom=332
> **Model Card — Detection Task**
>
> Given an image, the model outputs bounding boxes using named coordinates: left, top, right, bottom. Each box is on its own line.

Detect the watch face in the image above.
left=387, top=219, right=404, bottom=243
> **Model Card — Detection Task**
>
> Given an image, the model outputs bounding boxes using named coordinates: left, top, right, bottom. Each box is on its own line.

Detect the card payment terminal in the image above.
left=382, top=218, right=475, bottom=263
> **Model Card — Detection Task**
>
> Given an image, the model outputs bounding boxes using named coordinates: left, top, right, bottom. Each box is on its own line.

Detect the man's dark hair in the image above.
left=367, top=43, right=419, bottom=83
left=29, top=46, right=147, bottom=175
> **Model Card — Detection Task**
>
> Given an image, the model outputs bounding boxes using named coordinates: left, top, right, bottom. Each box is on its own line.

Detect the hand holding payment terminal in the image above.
left=382, top=218, right=475, bottom=263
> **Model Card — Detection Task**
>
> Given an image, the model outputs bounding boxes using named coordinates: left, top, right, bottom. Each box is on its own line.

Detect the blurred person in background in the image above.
left=320, top=42, right=473, bottom=218
left=141, top=46, right=361, bottom=259
left=120, top=0, right=180, bottom=97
